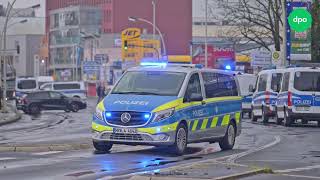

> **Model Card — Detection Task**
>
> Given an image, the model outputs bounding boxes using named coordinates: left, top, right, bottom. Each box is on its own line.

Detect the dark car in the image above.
left=17, top=91, right=87, bottom=114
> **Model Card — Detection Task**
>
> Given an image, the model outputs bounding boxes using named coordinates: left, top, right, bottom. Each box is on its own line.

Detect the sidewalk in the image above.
left=129, top=159, right=272, bottom=180
left=0, top=103, right=22, bottom=126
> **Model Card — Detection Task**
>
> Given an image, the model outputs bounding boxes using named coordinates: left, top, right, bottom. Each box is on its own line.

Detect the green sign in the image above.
left=288, top=8, right=312, bottom=32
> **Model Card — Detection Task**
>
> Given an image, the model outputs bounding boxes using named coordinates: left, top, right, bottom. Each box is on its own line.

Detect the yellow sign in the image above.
left=121, top=28, right=161, bottom=62
left=168, top=55, right=191, bottom=63
left=121, top=28, right=141, bottom=40
left=272, top=51, right=280, bottom=62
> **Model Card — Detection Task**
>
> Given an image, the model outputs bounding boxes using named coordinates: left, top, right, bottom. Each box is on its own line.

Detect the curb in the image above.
left=129, top=168, right=272, bottom=180
left=0, top=143, right=92, bottom=152
left=214, top=168, right=273, bottom=180
left=0, top=107, right=22, bottom=126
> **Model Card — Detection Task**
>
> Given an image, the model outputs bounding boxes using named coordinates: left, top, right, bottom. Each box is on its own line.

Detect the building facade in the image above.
left=46, top=0, right=192, bottom=55
left=49, top=6, right=102, bottom=81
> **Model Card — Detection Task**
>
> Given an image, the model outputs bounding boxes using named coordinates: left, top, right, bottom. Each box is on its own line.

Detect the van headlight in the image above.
left=153, top=108, right=175, bottom=122
left=95, top=107, right=104, bottom=120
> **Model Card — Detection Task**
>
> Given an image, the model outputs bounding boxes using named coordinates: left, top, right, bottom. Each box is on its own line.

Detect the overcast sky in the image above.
left=0, top=0, right=202, bottom=18
left=0, top=0, right=45, bottom=17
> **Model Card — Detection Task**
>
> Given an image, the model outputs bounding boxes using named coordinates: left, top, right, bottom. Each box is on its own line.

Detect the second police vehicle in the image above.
left=276, top=67, right=320, bottom=127
left=92, top=62, right=242, bottom=155
left=251, top=69, right=285, bottom=123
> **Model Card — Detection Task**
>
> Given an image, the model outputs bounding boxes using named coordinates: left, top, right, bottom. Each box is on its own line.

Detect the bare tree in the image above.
left=213, top=0, right=284, bottom=51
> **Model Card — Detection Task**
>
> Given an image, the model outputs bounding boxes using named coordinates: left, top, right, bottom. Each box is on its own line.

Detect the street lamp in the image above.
left=128, top=16, right=167, bottom=57
left=1, top=2, right=40, bottom=112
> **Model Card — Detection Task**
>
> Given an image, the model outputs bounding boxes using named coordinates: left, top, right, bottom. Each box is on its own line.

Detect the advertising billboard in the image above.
left=191, top=42, right=235, bottom=69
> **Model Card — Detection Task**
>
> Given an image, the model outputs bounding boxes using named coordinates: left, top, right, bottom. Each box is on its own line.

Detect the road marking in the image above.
left=275, top=164, right=320, bottom=173
left=32, top=151, right=63, bottom=156
left=0, top=157, right=17, bottom=161
left=226, top=135, right=281, bottom=163
left=280, top=174, right=320, bottom=179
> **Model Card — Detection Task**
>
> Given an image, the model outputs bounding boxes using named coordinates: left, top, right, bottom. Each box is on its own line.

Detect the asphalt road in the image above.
left=0, top=100, right=319, bottom=180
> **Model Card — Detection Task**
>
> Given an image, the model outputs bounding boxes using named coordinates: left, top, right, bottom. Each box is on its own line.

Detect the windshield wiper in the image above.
left=112, top=91, right=162, bottom=95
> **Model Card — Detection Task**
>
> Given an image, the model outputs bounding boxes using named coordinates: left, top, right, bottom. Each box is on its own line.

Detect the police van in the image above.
left=276, top=67, right=320, bottom=127
left=92, top=63, right=242, bottom=155
left=235, top=73, right=257, bottom=118
left=251, top=69, right=285, bottom=123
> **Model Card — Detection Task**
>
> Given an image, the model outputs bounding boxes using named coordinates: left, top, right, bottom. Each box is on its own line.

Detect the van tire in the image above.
left=219, top=121, right=236, bottom=151
left=172, top=123, right=188, bottom=155
left=248, top=112, right=252, bottom=119
left=262, top=108, right=269, bottom=123
left=251, top=112, right=258, bottom=122
left=93, top=141, right=113, bottom=153
left=317, top=121, right=320, bottom=127
left=284, top=109, right=292, bottom=127
left=276, top=111, right=283, bottom=125
left=302, top=119, right=308, bottom=125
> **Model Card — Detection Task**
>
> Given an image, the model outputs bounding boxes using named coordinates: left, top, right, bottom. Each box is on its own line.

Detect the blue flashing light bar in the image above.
left=140, top=62, right=167, bottom=67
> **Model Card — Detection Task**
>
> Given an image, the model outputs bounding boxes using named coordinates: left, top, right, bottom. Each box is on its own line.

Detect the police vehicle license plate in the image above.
left=296, top=106, right=310, bottom=111
left=113, top=128, right=137, bottom=134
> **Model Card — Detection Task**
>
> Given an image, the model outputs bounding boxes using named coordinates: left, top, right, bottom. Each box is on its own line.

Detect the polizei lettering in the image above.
left=114, top=100, right=149, bottom=106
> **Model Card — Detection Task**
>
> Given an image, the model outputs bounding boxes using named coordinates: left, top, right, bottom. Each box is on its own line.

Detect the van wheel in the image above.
left=262, top=108, right=269, bottom=123
left=248, top=112, right=252, bottom=119
left=70, top=102, right=79, bottom=112
left=276, top=111, right=283, bottom=125
left=93, top=141, right=113, bottom=153
left=284, top=109, right=292, bottom=127
left=29, top=104, right=40, bottom=114
left=251, top=112, right=258, bottom=122
left=172, top=123, right=187, bottom=155
left=317, top=121, right=320, bottom=127
left=219, top=121, right=236, bottom=151
left=64, top=109, right=70, bottom=113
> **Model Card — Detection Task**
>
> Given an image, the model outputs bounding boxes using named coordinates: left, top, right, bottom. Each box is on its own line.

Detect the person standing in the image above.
left=96, top=82, right=106, bottom=104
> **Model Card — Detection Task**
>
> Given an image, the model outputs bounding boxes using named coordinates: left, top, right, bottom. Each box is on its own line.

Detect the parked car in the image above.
left=251, top=69, right=285, bottom=123
left=40, top=81, right=86, bottom=100
left=276, top=67, right=320, bottom=127
left=16, top=91, right=87, bottom=114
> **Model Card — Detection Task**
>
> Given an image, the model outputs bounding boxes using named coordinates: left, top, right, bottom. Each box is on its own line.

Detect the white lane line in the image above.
left=275, top=164, right=320, bottom=173
left=226, top=135, right=281, bottom=163
left=32, top=151, right=63, bottom=156
left=0, top=157, right=17, bottom=161
left=280, top=174, right=320, bottom=179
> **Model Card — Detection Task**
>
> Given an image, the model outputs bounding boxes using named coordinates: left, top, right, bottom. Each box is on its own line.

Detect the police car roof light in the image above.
left=225, top=65, right=231, bottom=70
left=140, top=62, right=167, bottom=67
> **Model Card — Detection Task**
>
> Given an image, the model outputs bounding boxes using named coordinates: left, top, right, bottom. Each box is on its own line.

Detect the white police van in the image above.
left=235, top=73, right=257, bottom=118
left=251, top=69, right=285, bottom=123
left=40, top=81, right=86, bottom=100
left=276, top=67, right=320, bottom=127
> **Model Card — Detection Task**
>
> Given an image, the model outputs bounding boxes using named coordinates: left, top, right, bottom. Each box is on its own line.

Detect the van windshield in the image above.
left=17, top=80, right=37, bottom=90
left=294, top=72, right=320, bottom=91
left=112, top=71, right=186, bottom=96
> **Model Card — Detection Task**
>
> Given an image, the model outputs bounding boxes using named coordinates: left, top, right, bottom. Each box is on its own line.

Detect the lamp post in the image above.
left=205, top=0, right=208, bottom=68
left=128, top=16, right=167, bottom=57
left=1, top=2, right=40, bottom=112
left=152, top=0, right=156, bottom=40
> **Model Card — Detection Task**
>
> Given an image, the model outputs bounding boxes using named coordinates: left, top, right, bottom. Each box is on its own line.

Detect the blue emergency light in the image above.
left=144, top=113, right=151, bottom=119
left=225, top=65, right=232, bottom=70
left=105, top=112, right=112, bottom=118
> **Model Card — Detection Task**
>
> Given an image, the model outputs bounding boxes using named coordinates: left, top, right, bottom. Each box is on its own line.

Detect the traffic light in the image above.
left=124, top=40, right=128, bottom=50
left=16, top=44, right=20, bottom=54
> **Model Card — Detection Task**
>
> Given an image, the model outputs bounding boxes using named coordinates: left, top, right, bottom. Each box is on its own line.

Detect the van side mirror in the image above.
left=249, top=85, right=254, bottom=93
left=189, top=93, right=203, bottom=102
